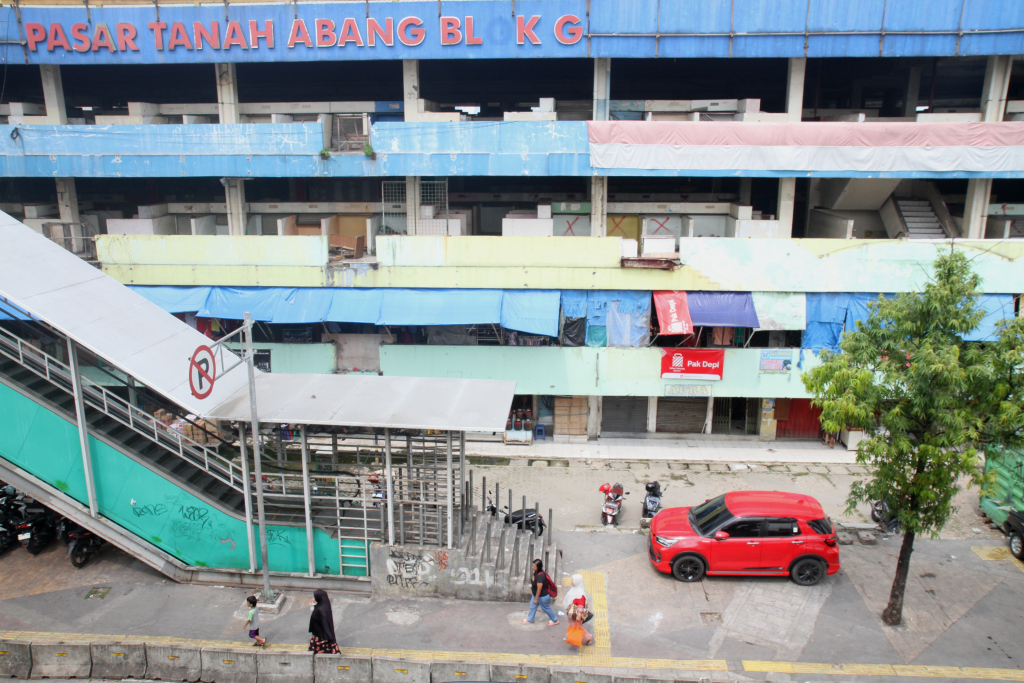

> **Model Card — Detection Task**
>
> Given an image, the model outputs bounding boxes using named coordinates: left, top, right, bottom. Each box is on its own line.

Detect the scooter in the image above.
left=871, top=500, right=901, bottom=534
left=66, top=522, right=104, bottom=568
left=641, top=481, right=662, bottom=519
left=599, top=483, right=627, bottom=526
left=486, top=499, right=546, bottom=536
left=0, top=488, right=16, bottom=555
left=6, top=489, right=58, bottom=554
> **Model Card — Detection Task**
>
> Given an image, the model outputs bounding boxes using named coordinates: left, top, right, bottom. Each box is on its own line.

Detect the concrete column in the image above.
left=215, top=63, right=240, bottom=124
left=646, top=397, right=657, bottom=433
left=739, top=178, right=752, bottom=206
left=402, top=60, right=421, bottom=237
left=225, top=178, right=247, bottom=235
left=964, top=55, right=1014, bottom=239
left=55, top=178, right=80, bottom=224
left=403, top=60, right=419, bottom=122
left=40, top=65, right=67, bottom=124
left=902, top=65, right=922, bottom=117
left=587, top=396, right=602, bottom=440
left=777, top=58, right=806, bottom=237
left=590, top=176, right=608, bottom=237
left=592, top=58, right=611, bottom=121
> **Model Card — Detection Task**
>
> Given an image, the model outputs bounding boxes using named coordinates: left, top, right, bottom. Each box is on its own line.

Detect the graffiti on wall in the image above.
left=380, top=546, right=497, bottom=592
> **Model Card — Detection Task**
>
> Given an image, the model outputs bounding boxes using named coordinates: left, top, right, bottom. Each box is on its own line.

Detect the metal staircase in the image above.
left=895, top=198, right=948, bottom=239
left=0, top=322, right=379, bottom=587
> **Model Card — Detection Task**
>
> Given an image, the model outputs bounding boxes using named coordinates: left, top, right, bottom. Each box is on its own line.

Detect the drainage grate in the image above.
left=85, top=587, right=111, bottom=600
left=700, top=612, right=722, bottom=625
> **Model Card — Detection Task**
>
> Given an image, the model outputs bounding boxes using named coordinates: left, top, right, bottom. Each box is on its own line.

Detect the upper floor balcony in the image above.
left=95, top=234, right=1024, bottom=293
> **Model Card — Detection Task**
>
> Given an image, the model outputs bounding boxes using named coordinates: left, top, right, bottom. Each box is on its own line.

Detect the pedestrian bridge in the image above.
left=0, top=212, right=513, bottom=589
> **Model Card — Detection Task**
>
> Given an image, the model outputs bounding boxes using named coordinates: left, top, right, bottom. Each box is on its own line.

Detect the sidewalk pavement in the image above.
left=464, top=435, right=857, bottom=464
left=2, top=532, right=1023, bottom=683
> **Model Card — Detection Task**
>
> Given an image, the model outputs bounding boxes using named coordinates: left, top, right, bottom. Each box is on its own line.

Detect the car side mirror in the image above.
left=714, top=530, right=730, bottom=540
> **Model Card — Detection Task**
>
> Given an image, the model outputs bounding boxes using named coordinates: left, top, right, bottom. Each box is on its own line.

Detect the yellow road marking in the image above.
left=745, top=660, right=1024, bottom=680
left=972, top=545, right=1024, bottom=574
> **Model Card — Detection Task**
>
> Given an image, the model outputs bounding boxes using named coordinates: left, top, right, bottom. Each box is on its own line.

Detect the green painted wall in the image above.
left=0, top=381, right=365, bottom=575
left=99, top=235, right=1024, bottom=294
left=225, top=342, right=337, bottom=374
left=380, top=345, right=822, bottom=398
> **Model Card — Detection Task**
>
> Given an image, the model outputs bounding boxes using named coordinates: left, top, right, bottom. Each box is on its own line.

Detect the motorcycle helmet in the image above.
left=1, top=485, right=13, bottom=497
left=599, top=483, right=611, bottom=494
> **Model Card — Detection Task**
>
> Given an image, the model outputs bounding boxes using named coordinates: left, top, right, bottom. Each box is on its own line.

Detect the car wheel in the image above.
left=671, top=554, right=705, bottom=582
left=790, top=557, right=826, bottom=586
left=1010, top=531, right=1024, bottom=560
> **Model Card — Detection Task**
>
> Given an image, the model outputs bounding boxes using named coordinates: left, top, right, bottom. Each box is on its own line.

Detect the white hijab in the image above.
left=562, top=573, right=589, bottom=609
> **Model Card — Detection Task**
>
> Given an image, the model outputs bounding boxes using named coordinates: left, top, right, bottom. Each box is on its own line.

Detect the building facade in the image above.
left=2, top=0, right=1023, bottom=445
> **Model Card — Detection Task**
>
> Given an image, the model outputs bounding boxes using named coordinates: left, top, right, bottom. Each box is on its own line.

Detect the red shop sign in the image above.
left=661, top=348, right=725, bottom=380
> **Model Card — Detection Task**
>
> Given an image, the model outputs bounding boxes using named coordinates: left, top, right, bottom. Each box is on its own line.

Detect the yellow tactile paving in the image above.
left=745, top=660, right=1024, bottom=680
left=973, top=545, right=1024, bottom=574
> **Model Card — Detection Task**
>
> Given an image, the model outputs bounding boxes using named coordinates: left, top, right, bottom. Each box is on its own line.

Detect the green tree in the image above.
left=803, top=250, right=1024, bottom=625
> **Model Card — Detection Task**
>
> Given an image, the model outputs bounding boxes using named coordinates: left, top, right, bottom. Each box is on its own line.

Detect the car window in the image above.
left=690, top=495, right=736, bottom=535
left=764, top=518, right=801, bottom=537
left=807, top=517, right=833, bottom=535
left=723, top=519, right=762, bottom=538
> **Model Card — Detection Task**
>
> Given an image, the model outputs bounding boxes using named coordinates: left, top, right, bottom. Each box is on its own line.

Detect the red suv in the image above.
left=648, top=491, right=840, bottom=586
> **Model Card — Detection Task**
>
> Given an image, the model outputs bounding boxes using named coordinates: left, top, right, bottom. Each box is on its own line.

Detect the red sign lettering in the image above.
left=517, top=15, right=541, bottom=45
left=554, top=14, right=583, bottom=44
left=398, top=16, right=425, bottom=46
left=440, top=16, right=462, bottom=45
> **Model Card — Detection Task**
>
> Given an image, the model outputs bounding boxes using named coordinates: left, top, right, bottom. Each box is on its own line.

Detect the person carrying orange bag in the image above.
left=562, top=574, right=594, bottom=646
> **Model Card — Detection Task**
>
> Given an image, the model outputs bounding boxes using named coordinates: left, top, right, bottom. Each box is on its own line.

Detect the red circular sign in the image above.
left=188, top=345, right=217, bottom=399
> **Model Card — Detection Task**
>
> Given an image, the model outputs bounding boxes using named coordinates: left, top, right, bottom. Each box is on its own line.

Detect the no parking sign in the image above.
left=188, top=345, right=217, bottom=399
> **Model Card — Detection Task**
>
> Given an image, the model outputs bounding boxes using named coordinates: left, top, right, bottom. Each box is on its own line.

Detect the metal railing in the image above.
left=0, top=326, right=246, bottom=492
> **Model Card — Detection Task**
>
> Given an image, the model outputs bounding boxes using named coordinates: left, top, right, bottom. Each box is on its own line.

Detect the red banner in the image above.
left=661, top=348, right=725, bottom=380
left=653, top=291, right=694, bottom=335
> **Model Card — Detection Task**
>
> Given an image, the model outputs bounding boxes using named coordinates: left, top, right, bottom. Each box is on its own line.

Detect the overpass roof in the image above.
left=0, top=213, right=513, bottom=432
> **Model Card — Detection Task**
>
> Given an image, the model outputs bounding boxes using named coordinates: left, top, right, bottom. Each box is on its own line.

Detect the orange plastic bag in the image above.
left=566, top=624, right=585, bottom=647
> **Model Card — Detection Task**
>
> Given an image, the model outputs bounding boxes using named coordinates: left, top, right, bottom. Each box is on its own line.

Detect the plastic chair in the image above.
left=535, top=425, right=546, bottom=441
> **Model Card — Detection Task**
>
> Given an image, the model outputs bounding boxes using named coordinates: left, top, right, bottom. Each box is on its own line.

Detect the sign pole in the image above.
left=244, top=312, right=274, bottom=600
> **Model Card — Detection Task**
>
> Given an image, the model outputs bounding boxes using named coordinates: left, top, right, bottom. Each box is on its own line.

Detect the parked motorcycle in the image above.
left=641, top=481, right=662, bottom=519
left=6, top=489, right=58, bottom=555
left=486, top=499, right=546, bottom=536
left=0, top=486, right=17, bottom=554
left=599, top=483, right=627, bottom=526
left=62, top=520, right=104, bottom=568
left=871, top=500, right=901, bottom=534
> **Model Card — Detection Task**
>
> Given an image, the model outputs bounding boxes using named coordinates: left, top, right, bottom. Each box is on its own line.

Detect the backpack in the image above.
left=543, top=572, right=558, bottom=598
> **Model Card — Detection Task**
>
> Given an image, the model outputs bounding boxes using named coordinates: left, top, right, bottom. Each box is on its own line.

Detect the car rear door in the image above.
left=710, top=518, right=763, bottom=572
left=760, top=518, right=802, bottom=572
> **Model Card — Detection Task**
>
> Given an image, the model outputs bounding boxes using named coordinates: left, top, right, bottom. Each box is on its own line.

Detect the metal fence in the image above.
left=381, top=179, right=449, bottom=236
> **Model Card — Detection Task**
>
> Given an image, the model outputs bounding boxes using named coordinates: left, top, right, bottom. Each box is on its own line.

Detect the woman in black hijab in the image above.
left=307, top=589, right=341, bottom=654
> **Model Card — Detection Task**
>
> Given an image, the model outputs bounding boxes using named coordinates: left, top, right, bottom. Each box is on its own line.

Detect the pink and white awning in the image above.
left=587, top=121, right=1024, bottom=174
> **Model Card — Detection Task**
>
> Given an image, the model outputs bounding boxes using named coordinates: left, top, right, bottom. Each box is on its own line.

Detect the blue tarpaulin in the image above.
left=803, top=293, right=850, bottom=352
left=199, top=287, right=287, bottom=322
left=128, top=286, right=211, bottom=313
left=560, top=290, right=589, bottom=318
left=687, top=292, right=760, bottom=328
left=271, top=288, right=334, bottom=324
left=500, top=290, right=561, bottom=337
left=325, top=289, right=383, bottom=324
left=377, top=289, right=503, bottom=326
left=966, top=294, right=1016, bottom=341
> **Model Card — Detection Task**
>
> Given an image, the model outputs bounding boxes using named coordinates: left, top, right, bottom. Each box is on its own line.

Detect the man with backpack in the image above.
left=523, top=559, right=560, bottom=626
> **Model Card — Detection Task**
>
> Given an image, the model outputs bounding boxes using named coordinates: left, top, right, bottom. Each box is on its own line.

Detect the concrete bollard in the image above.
left=91, top=641, right=147, bottom=679
left=490, top=663, right=550, bottom=683
left=313, top=653, right=373, bottom=683
left=371, top=656, right=430, bottom=683
left=256, top=650, right=314, bottom=683
left=430, top=660, right=490, bottom=683
left=144, top=642, right=202, bottom=681
left=0, top=640, right=32, bottom=678
left=200, top=647, right=258, bottom=683
left=550, top=667, right=614, bottom=683
left=29, top=641, right=92, bottom=679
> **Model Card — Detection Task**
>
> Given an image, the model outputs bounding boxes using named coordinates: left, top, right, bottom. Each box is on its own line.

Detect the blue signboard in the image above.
left=1, top=0, right=1023, bottom=64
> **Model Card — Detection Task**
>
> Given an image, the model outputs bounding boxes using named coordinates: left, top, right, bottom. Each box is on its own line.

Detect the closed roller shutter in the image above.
left=601, top=397, right=648, bottom=433
left=775, top=399, right=823, bottom=439
left=656, top=397, right=707, bottom=434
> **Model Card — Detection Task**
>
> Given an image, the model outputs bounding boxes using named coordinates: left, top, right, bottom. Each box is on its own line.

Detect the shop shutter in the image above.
left=775, top=399, right=823, bottom=439
left=656, top=397, right=707, bottom=433
left=601, top=397, right=648, bottom=433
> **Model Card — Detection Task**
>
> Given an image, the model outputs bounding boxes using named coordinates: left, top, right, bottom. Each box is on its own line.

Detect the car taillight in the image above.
left=824, top=537, right=837, bottom=547
left=17, top=524, right=30, bottom=530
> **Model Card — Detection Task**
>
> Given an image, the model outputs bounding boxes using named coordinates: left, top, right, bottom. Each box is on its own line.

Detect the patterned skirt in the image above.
left=308, top=635, right=341, bottom=654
